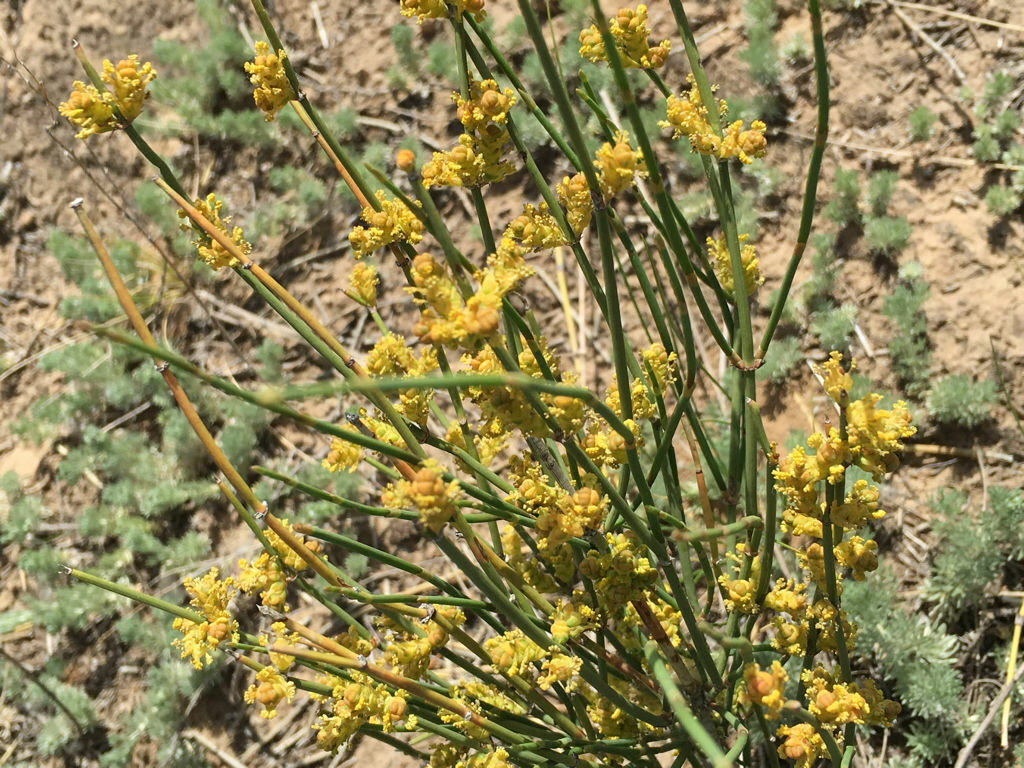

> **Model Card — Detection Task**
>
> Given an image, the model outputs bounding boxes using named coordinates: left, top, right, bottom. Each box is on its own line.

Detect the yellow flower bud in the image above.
left=59, top=82, right=116, bottom=139
left=101, top=55, right=156, bottom=121
left=244, top=41, right=294, bottom=121
left=386, top=696, right=407, bottom=719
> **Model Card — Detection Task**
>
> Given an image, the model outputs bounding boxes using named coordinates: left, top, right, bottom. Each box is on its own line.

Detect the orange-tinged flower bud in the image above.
left=59, top=82, right=117, bottom=139
left=748, top=670, right=776, bottom=698
left=815, top=689, right=837, bottom=710
left=464, top=300, right=500, bottom=336
left=396, top=148, right=416, bottom=171
left=427, top=623, right=448, bottom=646
left=256, top=682, right=279, bottom=705
left=207, top=618, right=231, bottom=642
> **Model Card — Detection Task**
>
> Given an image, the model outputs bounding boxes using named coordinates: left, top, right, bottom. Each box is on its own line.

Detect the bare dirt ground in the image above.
left=1, top=0, right=1022, bottom=765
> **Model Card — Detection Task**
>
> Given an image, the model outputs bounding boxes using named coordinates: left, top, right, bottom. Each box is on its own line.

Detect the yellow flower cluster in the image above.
left=322, top=422, right=364, bottom=473
left=382, top=459, right=461, bottom=533
left=59, top=55, right=156, bottom=138
left=508, top=460, right=608, bottom=582
left=366, top=332, right=440, bottom=424
left=846, top=391, right=916, bottom=479
left=480, top=237, right=534, bottom=302
left=347, top=261, right=378, bottom=307
left=423, top=79, right=515, bottom=188
left=237, top=550, right=288, bottom=609
left=314, top=672, right=409, bottom=753
left=244, top=664, right=296, bottom=718
left=604, top=343, right=675, bottom=420
left=594, top=131, right=644, bottom=200
left=59, top=82, right=116, bottom=138
left=399, top=0, right=447, bottom=21
left=775, top=353, right=915, bottom=508
left=579, top=5, right=671, bottom=69
left=548, top=598, right=599, bottom=644
left=830, top=479, right=883, bottom=529
left=740, top=660, right=789, bottom=719
left=556, top=172, right=593, bottom=236
left=582, top=347, right=670, bottom=464
left=578, top=532, right=657, bottom=614
left=641, top=342, right=675, bottom=393
left=582, top=674, right=665, bottom=738
left=763, top=578, right=807, bottom=616
left=803, top=666, right=900, bottom=727
left=776, top=723, right=826, bottom=768
left=706, top=233, right=764, bottom=297
left=172, top=568, right=239, bottom=669
left=407, top=246, right=530, bottom=348
left=444, top=420, right=508, bottom=470
left=178, top=193, right=251, bottom=270
left=604, top=375, right=657, bottom=420
left=362, top=408, right=406, bottom=449
left=409, top=253, right=467, bottom=342
left=504, top=202, right=567, bottom=251
left=380, top=606, right=466, bottom=678
left=399, top=0, right=485, bottom=23
left=422, top=134, right=487, bottom=188
left=834, top=535, right=879, bottom=581
left=501, top=525, right=561, bottom=592
left=245, top=41, right=295, bottom=121
left=538, top=649, right=583, bottom=690
left=678, top=353, right=907, bottom=755
left=349, top=190, right=425, bottom=256
left=464, top=336, right=586, bottom=440
left=485, top=628, right=547, bottom=675
left=581, top=416, right=642, bottom=468
left=263, top=621, right=301, bottom=672
left=237, top=519, right=323, bottom=610
left=718, top=544, right=762, bottom=614
left=306, top=607, right=466, bottom=754
left=661, top=76, right=768, bottom=164
left=455, top=747, right=510, bottom=768
left=456, top=78, right=515, bottom=129
left=101, top=55, right=156, bottom=121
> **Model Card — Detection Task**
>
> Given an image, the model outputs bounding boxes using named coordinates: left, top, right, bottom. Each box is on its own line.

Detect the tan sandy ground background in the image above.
left=1, top=0, right=1022, bottom=765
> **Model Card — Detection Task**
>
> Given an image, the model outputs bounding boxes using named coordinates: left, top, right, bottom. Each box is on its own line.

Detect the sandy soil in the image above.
left=1, top=0, right=1022, bottom=765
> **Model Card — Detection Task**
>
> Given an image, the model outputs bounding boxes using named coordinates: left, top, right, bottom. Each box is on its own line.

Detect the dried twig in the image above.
left=311, top=1, right=329, bottom=48
left=184, top=729, right=250, bottom=768
left=0, top=647, right=87, bottom=736
left=903, top=442, right=1015, bottom=465
left=1001, top=597, right=1024, bottom=748
left=871, top=0, right=1024, bottom=34
left=954, top=664, right=1024, bottom=768
left=887, top=1, right=967, bottom=84
left=780, top=129, right=1024, bottom=173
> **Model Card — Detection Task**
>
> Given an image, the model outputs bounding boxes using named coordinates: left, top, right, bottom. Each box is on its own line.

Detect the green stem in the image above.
left=675, top=516, right=763, bottom=543
left=68, top=567, right=201, bottom=623
left=90, top=326, right=422, bottom=464
left=758, top=0, right=830, bottom=359
left=644, top=641, right=731, bottom=767
left=249, top=0, right=377, bottom=204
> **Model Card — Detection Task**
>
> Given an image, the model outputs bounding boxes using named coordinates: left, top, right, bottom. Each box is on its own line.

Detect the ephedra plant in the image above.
left=56, top=0, right=918, bottom=765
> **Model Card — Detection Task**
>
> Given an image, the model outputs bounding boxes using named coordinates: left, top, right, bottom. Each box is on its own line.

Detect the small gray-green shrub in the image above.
left=907, top=106, right=937, bottom=141
left=926, top=373, right=997, bottom=429
left=824, top=166, right=860, bottom=228
left=881, top=262, right=931, bottom=397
